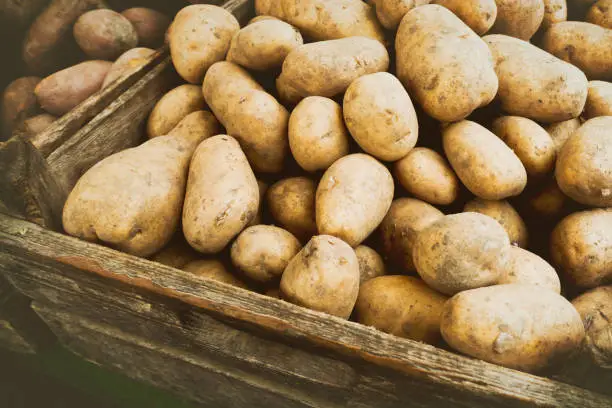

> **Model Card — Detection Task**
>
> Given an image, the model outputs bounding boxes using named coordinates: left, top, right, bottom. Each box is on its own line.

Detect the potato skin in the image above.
left=572, top=286, right=612, bottom=368
left=355, top=245, right=386, bottom=284
left=121, top=8, right=170, bottom=48
left=556, top=117, right=612, bottom=207
left=102, top=47, right=156, bottom=89
left=396, top=5, right=498, bottom=122
left=372, top=0, right=431, bottom=30
left=316, top=154, right=394, bottom=247
left=380, top=198, right=444, bottom=273
left=443, top=121, right=527, bottom=200
left=17, top=113, right=56, bottom=144
left=584, top=80, right=612, bottom=118
left=280, top=235, right=360, bottom=319
left=227, top=19, right=303, bottom=71
left=394, top=148, right=458, bottom=206
left=182, top=135, right=259, bottom=254
left=35, top=60, right=112, bottom=116
left=73, top=9, right=138, bottom=60
left=524, top=178, right=570, bottom=219
left=464, top=199, right=528, bottom=248
left=230, top=225, right=301, bottom=283
left=432, top=0, right=497, bottom=35
left=355, top=275, right=448, bottom=344
left=288, top=97, right=350, bottom=172
left=169, top=5, right=240, bottom=84
left=343, top=72, right=418, bottom=162
left=542, top=21, right=612, bottom=81
left=441, top=284, right=585, bottom=372
left=492, top=116, right=556, bottom=179
left=203, top=61, right=289, bottom=173
left=166, top=111, right=221, bottom=146
left=545, top=118, right=581, bottom=152
left=267, top=177, right=317, bottom=242
left=542, top=0, right=568, bottom=30
left=146, top=85, right=206, bottom=139
left=150, top=233, right=201, bottom=269
left=254, top=0, right=385, bottom=42
left=413, top=212, right=511, bottom=295
left=499, top=247, right=561, bottom=293
left=550, top=209, right=612, bottom=289
left=491, top=0, right=544, bottom=40
left=277, top=37, right=389, bottom=103
left=1, top=77, right=41, bottom=137
left=183, top=260, right=248, bottom=289
left=587, top=0, right=612, bottom=28
left=484, top=34, right=588, bottom=123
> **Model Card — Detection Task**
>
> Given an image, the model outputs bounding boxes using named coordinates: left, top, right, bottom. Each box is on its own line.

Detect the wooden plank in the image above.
left=0, top=214, right=609, bottom=407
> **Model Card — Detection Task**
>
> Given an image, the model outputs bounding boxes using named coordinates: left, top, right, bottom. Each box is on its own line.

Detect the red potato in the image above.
left=73, top=9, right=138, bottom=60
left=121, top=8, right=171, bottom=48
left=1, top=77, right=41, bottom=137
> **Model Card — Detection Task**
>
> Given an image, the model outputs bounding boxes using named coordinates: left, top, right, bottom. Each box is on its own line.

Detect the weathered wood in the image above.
left=0, top=214, right=609, bottom=407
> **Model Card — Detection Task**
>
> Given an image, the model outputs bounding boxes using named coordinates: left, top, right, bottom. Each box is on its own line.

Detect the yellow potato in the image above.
left=169, top=5, right=240, bottom=84
left=203, top=61, right=289, bottom=173
left=394, top=147, right=459, bottom=206
left=355, top=275, right=448, bottom=344
left=541, top=0, right=568, bottom=30
left=443, top=121, right=527, bottom=200
left=166, top=111, right=221, bottom=146
left=248, top=15, right=279, bottom=24
left=149, top=232, right=201, bottom=269
left=584, top=80, right=612, bottom=118
left=288, top=97, right=350, bottom=172
left=545, top=118, right=582, bottom=152
left=343, top=72, right=418, bottom=162
left=146, top=85, right=206, bottom=139
left=277, top=36, right=389, bottom=104
left=572, top=285, right=612, bottom=368
left=491, top=0, right=544, bottom=40
left=550, top=208, right=612, bottom=289
left=102, top=47, right=156, bottom=89
left=587, top=0, right=612, bottom=29
left=499, top=247, right=561, bottom=293
left=183, top=260, right=248, bottom=289
left=182, top=135, right=259, bottom=254
left=267, top=177, right=317, bottom=242
left=484, top=34, right=588, bottom=122
left=464, top=198, right=528, bottom=248
left=372, top=0, right=431, bottom=30
left=355, top=245, right=386, bottom=284
left=413, top=212, right=511, bottom=295
left=432, top=0, right=497, bottom=35
left=441, top=284, right=585, bottom=372
left=280, top=235, right=360, bottom=319
left=395, top=5, right=498, bottom=122
left=316, top=154, right=394, bottom=247
left=524, top=178, right=570, bottom=219
left=492, top=116, right=556, bottom=179
left=379, top=198, right=444, bottom=273
left=556, top=117, right=612, bottom=207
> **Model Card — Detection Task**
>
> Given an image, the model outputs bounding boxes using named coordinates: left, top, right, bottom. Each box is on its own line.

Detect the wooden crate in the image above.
left=0, top=0, right=610, bottom=406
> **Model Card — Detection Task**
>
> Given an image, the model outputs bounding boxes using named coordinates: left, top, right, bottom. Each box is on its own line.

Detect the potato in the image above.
left=280, top=235, right=360, bottom=319
left=121, top=8, right=170, bottom=48
left=183, top=260, right=248, bottom=289
left=499, top=247, right=561, bottom=293
left=413, top=212, right=511, bottom=295
left=491, top=0, right=545, bottom=40
left=524, top=178, right=570, bottom=219
left=355, top=276, right=448, bottom=344
left=432, top=0, right=497, bottom=35
left=317, top=154, right=394, bottom=247
left=441, top=284, right=585, bottom=372
left=343, top=72, right=418, bottom=161
left=183, top=136, right=259, bottom=254
left=267, top=177, right=317, bottom=242
left=355, top=245, right=386, bottom=284
left=542, top=22, right=612, bottom=81
left=0, top=0, right=48, bottom=29
left=73, top=9, right=138, bottom=60
left=102, top=47, right=156, bottom=89
left=149, top=232, right=201, bottom=269
left=584, top=80, right=612, bottom=118
left=542, top=0, right=568, bottom=30
left=371, top=0, right=431, bottom=30
left=203, top=61, right=289, bottom=173
left=254, top=0, right=385, bottom=42
left=443, top=121, right=527, bottom=200
left=484, top=34, right=588, bottom=122
left=545, top=118, right=581, bottom=152
left=587, top=0, right=612, bottom=29
left=248, top=15, right=279, bottom=24
left=394, top=148, right=458, bottom=206
left=276, top=37, right=389, bottom=104
left=146, top=85, right=206, bottom=139
left=380, top=198, right=444, bottom=273
left=35, top=60, right=112, bottom=116
left=556, top=117, right=612, bottom=207
left=288, top=97, right=350, bottom=172
left=396, top=5, right=498, bottom=122
left=248, top=180, right=268, bottom=227
left=492, top=116, right=557, bottom=179
left=17, top=114, right=57, bottom=146
left=169, top=5, right=240, bottom=84
left=463, top=199, right=528, bottom=248
left=230, top=225, right=301, bottom=283
left=1, top=77, right=40, bottom=137
left=166, top=111, right=221, bottom=145
left=572, top=286, right=612, bottom=368
left=551, top=209, right=612, bottom=289
left=227, top=19, right=303, bottom=71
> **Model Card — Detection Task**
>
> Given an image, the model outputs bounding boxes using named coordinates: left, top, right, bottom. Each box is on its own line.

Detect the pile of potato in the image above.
left=60, top=1, right=611, bottom=376
left=1, top=0, right=171, bottom=140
